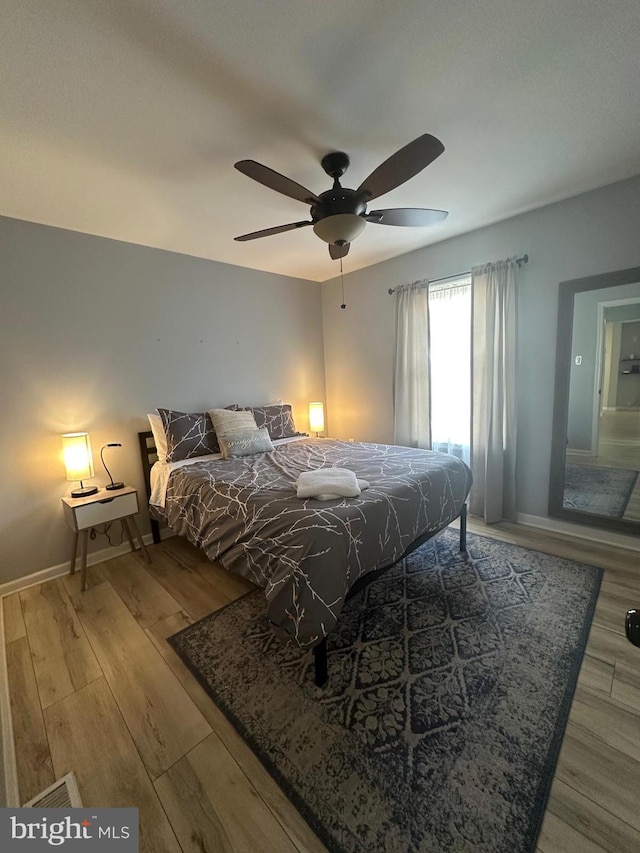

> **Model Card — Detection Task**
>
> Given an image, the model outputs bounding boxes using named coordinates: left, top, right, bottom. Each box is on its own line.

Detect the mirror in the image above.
left=549, top=266, right=640, bottom=534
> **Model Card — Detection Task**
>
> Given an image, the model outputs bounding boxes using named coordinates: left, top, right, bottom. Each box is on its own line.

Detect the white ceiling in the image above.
left=2, top=0, right=640, bottom=282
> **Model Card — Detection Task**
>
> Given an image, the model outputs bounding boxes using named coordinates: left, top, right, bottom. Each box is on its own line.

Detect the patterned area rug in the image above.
left=169, top=529, right=602, bottom=853
left=563, top=463, right=638, bottom=517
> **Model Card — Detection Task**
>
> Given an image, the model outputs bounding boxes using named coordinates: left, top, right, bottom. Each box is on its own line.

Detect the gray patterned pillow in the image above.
left=158, top=409, right=219, bottom=462
left=217, top=427, right=274, bottom=459
left=241, top=404, right=302, bottom=440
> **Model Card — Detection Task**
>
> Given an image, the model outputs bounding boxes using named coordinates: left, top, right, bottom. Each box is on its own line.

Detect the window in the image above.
left=429, top=275, right=471, bottom=462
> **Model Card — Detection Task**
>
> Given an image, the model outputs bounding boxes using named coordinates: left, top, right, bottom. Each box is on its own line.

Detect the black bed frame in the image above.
left=138, top=431, right=163, bottom=545
left=137, top=430, right=467, bottom=687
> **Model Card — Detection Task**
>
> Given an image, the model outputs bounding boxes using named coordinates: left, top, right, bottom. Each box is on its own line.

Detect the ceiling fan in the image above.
left=234, top=134, right=448, bottom=260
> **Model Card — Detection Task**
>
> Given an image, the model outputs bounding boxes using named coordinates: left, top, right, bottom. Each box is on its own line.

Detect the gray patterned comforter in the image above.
left=156, top=438, right=472, bottom=648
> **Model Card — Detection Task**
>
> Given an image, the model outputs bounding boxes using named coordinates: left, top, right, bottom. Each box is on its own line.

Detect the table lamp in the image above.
left=309, top=402, right=325, bottom=437
left=62, top=432, right=98, bottom=498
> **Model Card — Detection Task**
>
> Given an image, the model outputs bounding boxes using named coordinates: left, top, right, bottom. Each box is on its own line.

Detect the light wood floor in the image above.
left=3, top=520, right=640, bottom=852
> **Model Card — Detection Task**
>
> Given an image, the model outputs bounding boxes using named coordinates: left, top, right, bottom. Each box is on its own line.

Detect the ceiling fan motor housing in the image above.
left=311, top=188, right=367, bottom=223
left=313, top=151, right=367, bottom=230
left=313, top=154, right=367, bottom=245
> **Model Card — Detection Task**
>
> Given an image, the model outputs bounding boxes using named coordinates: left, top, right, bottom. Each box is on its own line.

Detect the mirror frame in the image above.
left=549, top=265, right=640, bottom=534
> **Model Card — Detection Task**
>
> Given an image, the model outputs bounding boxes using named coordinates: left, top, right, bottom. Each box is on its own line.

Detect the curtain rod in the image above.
left=387, top=253, right=529, bottom=295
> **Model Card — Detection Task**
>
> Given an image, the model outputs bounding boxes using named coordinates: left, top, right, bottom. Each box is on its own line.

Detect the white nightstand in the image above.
left=62, top=486, right=150, bottom=591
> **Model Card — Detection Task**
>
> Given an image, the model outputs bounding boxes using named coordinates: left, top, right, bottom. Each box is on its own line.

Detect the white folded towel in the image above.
left=296, top=468, right=369, bottom=501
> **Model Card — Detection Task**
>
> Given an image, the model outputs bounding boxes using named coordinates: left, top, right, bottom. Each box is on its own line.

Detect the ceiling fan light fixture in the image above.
left=313, top=214, right=366, bottom=245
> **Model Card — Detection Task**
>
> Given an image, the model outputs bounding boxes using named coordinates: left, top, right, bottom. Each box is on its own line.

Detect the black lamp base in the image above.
left=626, top=609, right=640, bottom=647
left=71, top=485, right=98, bottom=498
left=106, top=482, right=125, bottom=490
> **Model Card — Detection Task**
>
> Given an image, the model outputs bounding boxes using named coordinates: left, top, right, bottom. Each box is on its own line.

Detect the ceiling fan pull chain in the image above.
left=340, top=256, right=347, bottom=309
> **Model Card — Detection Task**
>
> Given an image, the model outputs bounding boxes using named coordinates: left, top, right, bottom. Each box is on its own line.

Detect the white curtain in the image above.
left=430, top=280, right=471, bottom=462
left=393, top=282, right=431, bottom=448
left=470, top=259, right=518, bottom=522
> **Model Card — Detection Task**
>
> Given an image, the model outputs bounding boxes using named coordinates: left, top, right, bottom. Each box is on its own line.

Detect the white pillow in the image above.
left=147, top=412, right=168, bottom=464
left=209, top=408, right=258, bottom=438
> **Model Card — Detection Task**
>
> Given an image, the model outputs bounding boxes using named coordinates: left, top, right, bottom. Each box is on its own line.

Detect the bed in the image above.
left=138, top=432, right=472, bottom=684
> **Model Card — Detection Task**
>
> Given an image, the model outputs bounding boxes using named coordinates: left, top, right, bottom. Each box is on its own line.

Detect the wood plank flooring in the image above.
left=45, top=679, right=182, bottom=853
left=20, top=580, right=102, bottom=710
left=4, top=520, right=640, bottom=852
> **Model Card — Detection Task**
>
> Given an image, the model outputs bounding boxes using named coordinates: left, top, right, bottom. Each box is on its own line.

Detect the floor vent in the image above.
left=23, top=772, right=83, bottom=808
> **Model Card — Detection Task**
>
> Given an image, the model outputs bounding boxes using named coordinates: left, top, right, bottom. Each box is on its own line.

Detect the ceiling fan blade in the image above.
left=235, top=160, right=319, bottom=205
left=356, top=134, right=445, bottom=202
left=329, top=242, right=350, bottom=260
left=364, top=208, right=448, bottom=227
left=234, top=221, right=312, bottom=241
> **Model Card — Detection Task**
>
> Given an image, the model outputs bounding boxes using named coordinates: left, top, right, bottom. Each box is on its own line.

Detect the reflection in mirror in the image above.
left=550, top=267, right=640, bottom=534
left=565, top=289, right=640, bottom=519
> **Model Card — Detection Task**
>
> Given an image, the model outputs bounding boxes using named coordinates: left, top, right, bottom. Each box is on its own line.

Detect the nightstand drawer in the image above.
left=73, top=491, right=139, bottom=530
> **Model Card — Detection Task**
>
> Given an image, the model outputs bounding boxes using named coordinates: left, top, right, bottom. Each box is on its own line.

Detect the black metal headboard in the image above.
left=138, top=431, right=162, bottom=544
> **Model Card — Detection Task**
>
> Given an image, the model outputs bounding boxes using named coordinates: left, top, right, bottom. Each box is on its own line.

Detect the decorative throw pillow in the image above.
left=241, top=403, right=301, bottom=440
left=217, top=427, right=274, bottom=459
left=158, top=409, right=219, bottom=462
left=208, top=407, right=258, bottom=439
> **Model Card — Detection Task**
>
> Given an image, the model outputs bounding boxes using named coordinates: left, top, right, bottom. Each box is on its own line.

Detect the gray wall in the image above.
left=321, top=174, right=640, bottom=519
left=0, top=216, right=325, bottom=584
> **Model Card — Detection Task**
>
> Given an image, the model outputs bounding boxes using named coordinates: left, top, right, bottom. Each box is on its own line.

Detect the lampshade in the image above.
left=313, top=214, right=366, bottom=245
left=62, top=432, right=97, bottom=497
left=309, top=401, right=325, bottom=435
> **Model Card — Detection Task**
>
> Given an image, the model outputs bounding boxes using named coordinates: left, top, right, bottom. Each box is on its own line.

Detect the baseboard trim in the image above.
left=0, top=605, right=20, bottom=806
left=566, top=449, right=596, bottom=457
left=516, top=512, right=640, bottom=553
left=0, top=527, right=174, bottom=598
